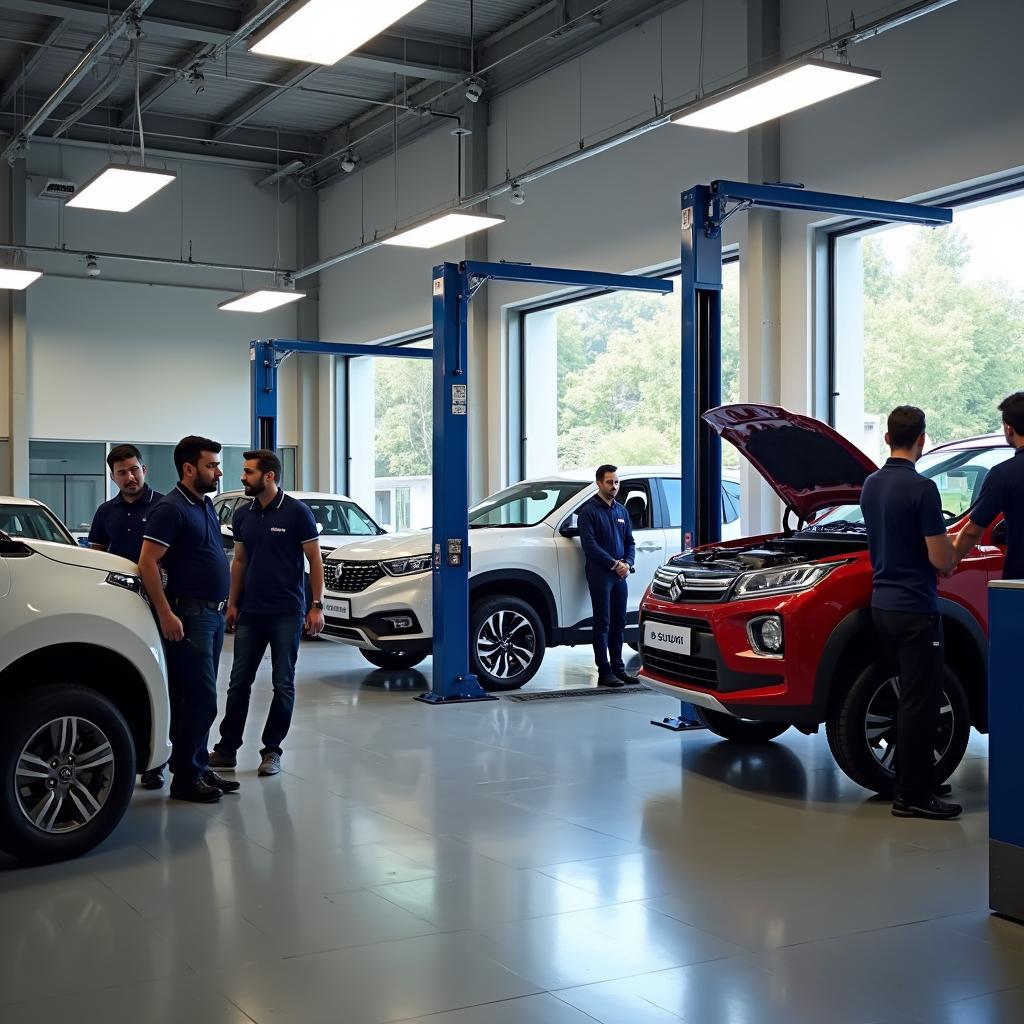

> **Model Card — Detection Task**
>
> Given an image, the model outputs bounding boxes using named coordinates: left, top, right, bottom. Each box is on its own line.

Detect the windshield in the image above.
left=469, top=480, right=583, bottom=528
left=810, top=445, right=1014, bottom=530
left=303, top=499, right=381, bottom=537
left=0, top=503, right=75, bottom=545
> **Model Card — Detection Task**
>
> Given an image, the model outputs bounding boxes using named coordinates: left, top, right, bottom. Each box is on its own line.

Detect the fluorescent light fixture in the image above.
left=218, top=288, right=306, bottom=313
left=672, top=59, right=880, bottom=133
left=0, top=267, right=42, bottom=290
left=67, top=164, right=177, bottom=212
left=250, top=0, right=428, bottom=65
left=382, top=212, right=505, bottom=249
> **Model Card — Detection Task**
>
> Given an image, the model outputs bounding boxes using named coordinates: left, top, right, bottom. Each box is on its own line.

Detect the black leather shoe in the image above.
left=933, top=783, right=953, bottom=797
left=892, top=795, right=962, bottom=820
left=612, top=668, right=640, bottom=685
left=140, top=766, right=166, bottom=790
left=201, top=769, right=240, bottom=793
left=596, top=673, right=625, bottom=688
left=169, top=778, right=222, bottom=803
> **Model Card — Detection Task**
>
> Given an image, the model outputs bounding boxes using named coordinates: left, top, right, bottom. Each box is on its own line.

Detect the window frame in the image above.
left=825, top=174, right=1024, bottom=428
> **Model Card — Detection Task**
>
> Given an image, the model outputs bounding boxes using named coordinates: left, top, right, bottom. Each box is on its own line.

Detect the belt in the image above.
left=170, top=597, right=227, bottom=613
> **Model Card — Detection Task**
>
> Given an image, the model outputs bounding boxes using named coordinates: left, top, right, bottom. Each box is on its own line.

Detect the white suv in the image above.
left=0, top=502, right=170, bottom=863
left=321, top=471, right=740, bottom=690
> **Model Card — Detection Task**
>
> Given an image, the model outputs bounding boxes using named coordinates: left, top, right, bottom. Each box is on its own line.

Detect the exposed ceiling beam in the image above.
left=0, top=16, right=68, bottom=110
left=212, top=64, right=318, bottom=142
left=118, top=40, right=209, bottom=128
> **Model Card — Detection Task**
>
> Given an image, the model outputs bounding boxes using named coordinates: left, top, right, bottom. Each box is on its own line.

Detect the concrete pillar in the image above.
left=2, top=159, right=29, bottom=496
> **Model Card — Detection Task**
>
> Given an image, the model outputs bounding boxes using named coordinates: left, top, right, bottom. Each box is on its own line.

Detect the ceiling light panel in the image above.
left=673, top=60, right=880, bottom=133
left=0, top=268, right=43, bottom=290
left=67, top=165, right=177, bottom=212
left=382, top=213, right=505, bottom=249
left=250, top=0, right=429, bottom=65
left=219, top=289, right=306, bottom=313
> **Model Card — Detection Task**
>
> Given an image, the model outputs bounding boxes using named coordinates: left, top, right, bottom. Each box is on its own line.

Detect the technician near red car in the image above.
left=952, top=391, right=1024, bottom=577
left=859, top=406, right=961, bottom=821
left=577, top=464, right=638, bottom=688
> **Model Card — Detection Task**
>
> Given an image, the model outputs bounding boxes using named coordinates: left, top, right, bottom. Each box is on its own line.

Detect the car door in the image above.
left=617, top=479, right=667, bottom=612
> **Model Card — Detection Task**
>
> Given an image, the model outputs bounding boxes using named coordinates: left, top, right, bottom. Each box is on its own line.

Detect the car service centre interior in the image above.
left=1, top=1, right=1023, bottom=1022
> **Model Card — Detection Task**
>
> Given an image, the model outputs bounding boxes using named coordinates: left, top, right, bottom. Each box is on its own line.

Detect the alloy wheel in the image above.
left=14, top=716, right=115, bottom=834
left=476, top=609, right=537, bottom=680
left=863, top=675, right=954, bottom=774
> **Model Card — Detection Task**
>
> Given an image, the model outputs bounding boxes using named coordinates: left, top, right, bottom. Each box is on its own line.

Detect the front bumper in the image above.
left=321, top=565, right=432, bottom=654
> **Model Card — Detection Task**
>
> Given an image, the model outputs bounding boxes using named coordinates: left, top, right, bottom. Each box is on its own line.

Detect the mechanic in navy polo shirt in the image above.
left=861, top=406, right=960, bottom=821
left=138, top=436, right=239, bottom=805
left=577, top=463, right=637, bottom=688
left=952, top=391, right=1024, bottom=579
left=88, top=442, right=166, bottom=789
left=208, top=449, right=325, bottom=778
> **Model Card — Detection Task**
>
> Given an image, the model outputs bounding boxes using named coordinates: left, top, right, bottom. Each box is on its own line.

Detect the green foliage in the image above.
left=373, top=358, right=432, bottom=476
left=862, top=228, right=1024, bottom=446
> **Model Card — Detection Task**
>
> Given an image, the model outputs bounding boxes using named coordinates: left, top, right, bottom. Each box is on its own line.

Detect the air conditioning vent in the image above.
left=38, top=179, right=76, bottom=201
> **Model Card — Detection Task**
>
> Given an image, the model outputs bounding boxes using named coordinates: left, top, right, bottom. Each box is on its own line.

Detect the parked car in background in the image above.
left=638, top=404, right=1009, bottom=794
left=0, top=527, right=170, bottom=862
left=0, top=496, right=77, bottom=546
left=320, top=470, right=742, bottom=690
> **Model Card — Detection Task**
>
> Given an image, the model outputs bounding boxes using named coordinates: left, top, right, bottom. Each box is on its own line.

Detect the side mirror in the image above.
left=559, top=514, right=580, bottom=539
left=993, top=520, right=1008, bottom=546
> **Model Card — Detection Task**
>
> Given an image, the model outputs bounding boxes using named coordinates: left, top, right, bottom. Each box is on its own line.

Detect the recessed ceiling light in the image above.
left=672, top=59, right=880, bottom=133
left=250, top=0, right=429, bottom=66
left=66, top=164, right=177, bottom=212
left=0, top=268, right=43, bottom=290
left=218, top=288, right=306, bottom=313
left=382, top=212, right=505, bottom=249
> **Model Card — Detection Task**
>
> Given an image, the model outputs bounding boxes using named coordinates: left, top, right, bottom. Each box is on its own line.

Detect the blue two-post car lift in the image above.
left=656, top=180, right=953, bottom=731
left=249, top=262, right=671, bottom=705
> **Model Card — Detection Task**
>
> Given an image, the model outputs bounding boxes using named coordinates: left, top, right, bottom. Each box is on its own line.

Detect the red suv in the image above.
left=639, top=404, right=1010, bottom=793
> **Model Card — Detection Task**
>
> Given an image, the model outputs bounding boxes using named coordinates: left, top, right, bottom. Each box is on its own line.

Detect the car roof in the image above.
left=0, top=495, right=44, bottom=507
left=217, top=490, right=356, bottom=502
left=533, top=467, right=681, bottom=482
left=928, top=433, right=1004, bottom=453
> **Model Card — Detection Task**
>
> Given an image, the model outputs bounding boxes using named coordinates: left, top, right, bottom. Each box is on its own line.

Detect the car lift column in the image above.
left=988, top=579, right=1024, bottom=924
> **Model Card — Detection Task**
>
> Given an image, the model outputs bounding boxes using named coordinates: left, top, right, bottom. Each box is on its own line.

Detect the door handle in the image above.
left=636, top=543, right=661, bottom=552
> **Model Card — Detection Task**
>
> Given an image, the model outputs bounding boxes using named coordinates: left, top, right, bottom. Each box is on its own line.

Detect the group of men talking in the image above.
left=89, top=438, right=325, bottom=803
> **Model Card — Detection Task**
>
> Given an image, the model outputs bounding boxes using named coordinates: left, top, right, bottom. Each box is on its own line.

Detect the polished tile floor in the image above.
left=1, top=640, right=1019, bottom=1024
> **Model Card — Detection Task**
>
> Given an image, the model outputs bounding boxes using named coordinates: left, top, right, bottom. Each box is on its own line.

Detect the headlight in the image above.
left=381, top=554, right=432, bottom=576
left=105, top=571, right=143, bottom=595
left=732, top=561, right=846, bottom=600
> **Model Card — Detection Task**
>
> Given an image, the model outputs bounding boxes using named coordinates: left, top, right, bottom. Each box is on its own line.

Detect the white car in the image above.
left=320, top=471, right=741, bottom=690
left=0, top=497, right=170, bottom=863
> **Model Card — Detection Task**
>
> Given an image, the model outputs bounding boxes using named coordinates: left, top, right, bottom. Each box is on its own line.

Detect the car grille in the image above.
left=640, top=612, right=719, bottom=689
left=651, top=563, right=734, bottom=603
left=324, top=561, right=385, bottom=593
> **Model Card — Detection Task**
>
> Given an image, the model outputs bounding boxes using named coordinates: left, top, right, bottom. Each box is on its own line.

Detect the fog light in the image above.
left=383, top=615, right=414, bottom=630
left=748, top=615, right=784, bottom=655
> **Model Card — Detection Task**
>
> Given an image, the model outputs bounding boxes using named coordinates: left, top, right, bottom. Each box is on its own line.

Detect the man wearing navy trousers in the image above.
left=577, top=464, right=637, bottom=688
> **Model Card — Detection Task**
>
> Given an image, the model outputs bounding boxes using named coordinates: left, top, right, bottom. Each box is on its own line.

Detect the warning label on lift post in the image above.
left=451, top=384, right=467, bottom=416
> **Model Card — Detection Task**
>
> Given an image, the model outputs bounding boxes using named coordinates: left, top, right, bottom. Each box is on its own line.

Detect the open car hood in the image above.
left=703, top=404, right=877, bottom=518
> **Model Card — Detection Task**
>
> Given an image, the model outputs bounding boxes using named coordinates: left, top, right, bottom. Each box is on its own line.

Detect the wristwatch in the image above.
left=311, top=600, right=324, bottom=610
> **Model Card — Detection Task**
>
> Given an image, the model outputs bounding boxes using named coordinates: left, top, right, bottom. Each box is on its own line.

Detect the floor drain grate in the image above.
left=504, top=684, right=650, bottom=701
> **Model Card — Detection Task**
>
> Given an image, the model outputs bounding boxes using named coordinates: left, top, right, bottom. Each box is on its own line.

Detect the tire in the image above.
left=695, top=707, right=790, bottom=743
left=826, top=661, right=970, bottom=794
left=360, top=649, right=428, bottom=670
left=0, top=685, right=136, bottom=864
left=470, top=595, right=546, bottom=692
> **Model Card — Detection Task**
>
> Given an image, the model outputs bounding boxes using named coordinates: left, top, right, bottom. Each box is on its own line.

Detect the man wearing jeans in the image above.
left=577, top=464, right=637, bottom=688
left=209, top=450, right=325, bottom=777
left=139, top=436, right=238, bottom=804
left=860, top=406, right=960, bottom=821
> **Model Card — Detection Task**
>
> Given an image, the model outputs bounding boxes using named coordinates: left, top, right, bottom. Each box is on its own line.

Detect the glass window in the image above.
left=0, top=501, right=75, bottom=544
left=0, top=439, right=10, bottom=495
left=374, top=490, right=392, bottom=525
left=132, top=444, right=177, bottom=496
left=832, top=189, right=1024, bottom=459
left=661, top=477, right=742, bottom=529
left=28, top=441, right=105, bottom=532
left=302, top=498, right=380, bottom=537
left=521, top=262, right=739, bottom=476
left=470, top=480, right=583, bottom=528
left=617, top=481, right=653, bottom=530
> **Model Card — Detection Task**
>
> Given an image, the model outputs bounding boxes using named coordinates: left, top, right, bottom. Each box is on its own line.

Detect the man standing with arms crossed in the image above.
left=860, top=407, right=961, bottom=821
left=138, top=436, right=239, bottom=804
left=89, top=443, right=165, bottom=789
left=951, top=392, right=1024, bottom=578
left=208, top=450, right=325, bottom=777
left=577, top=464, right=638, bottom=688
